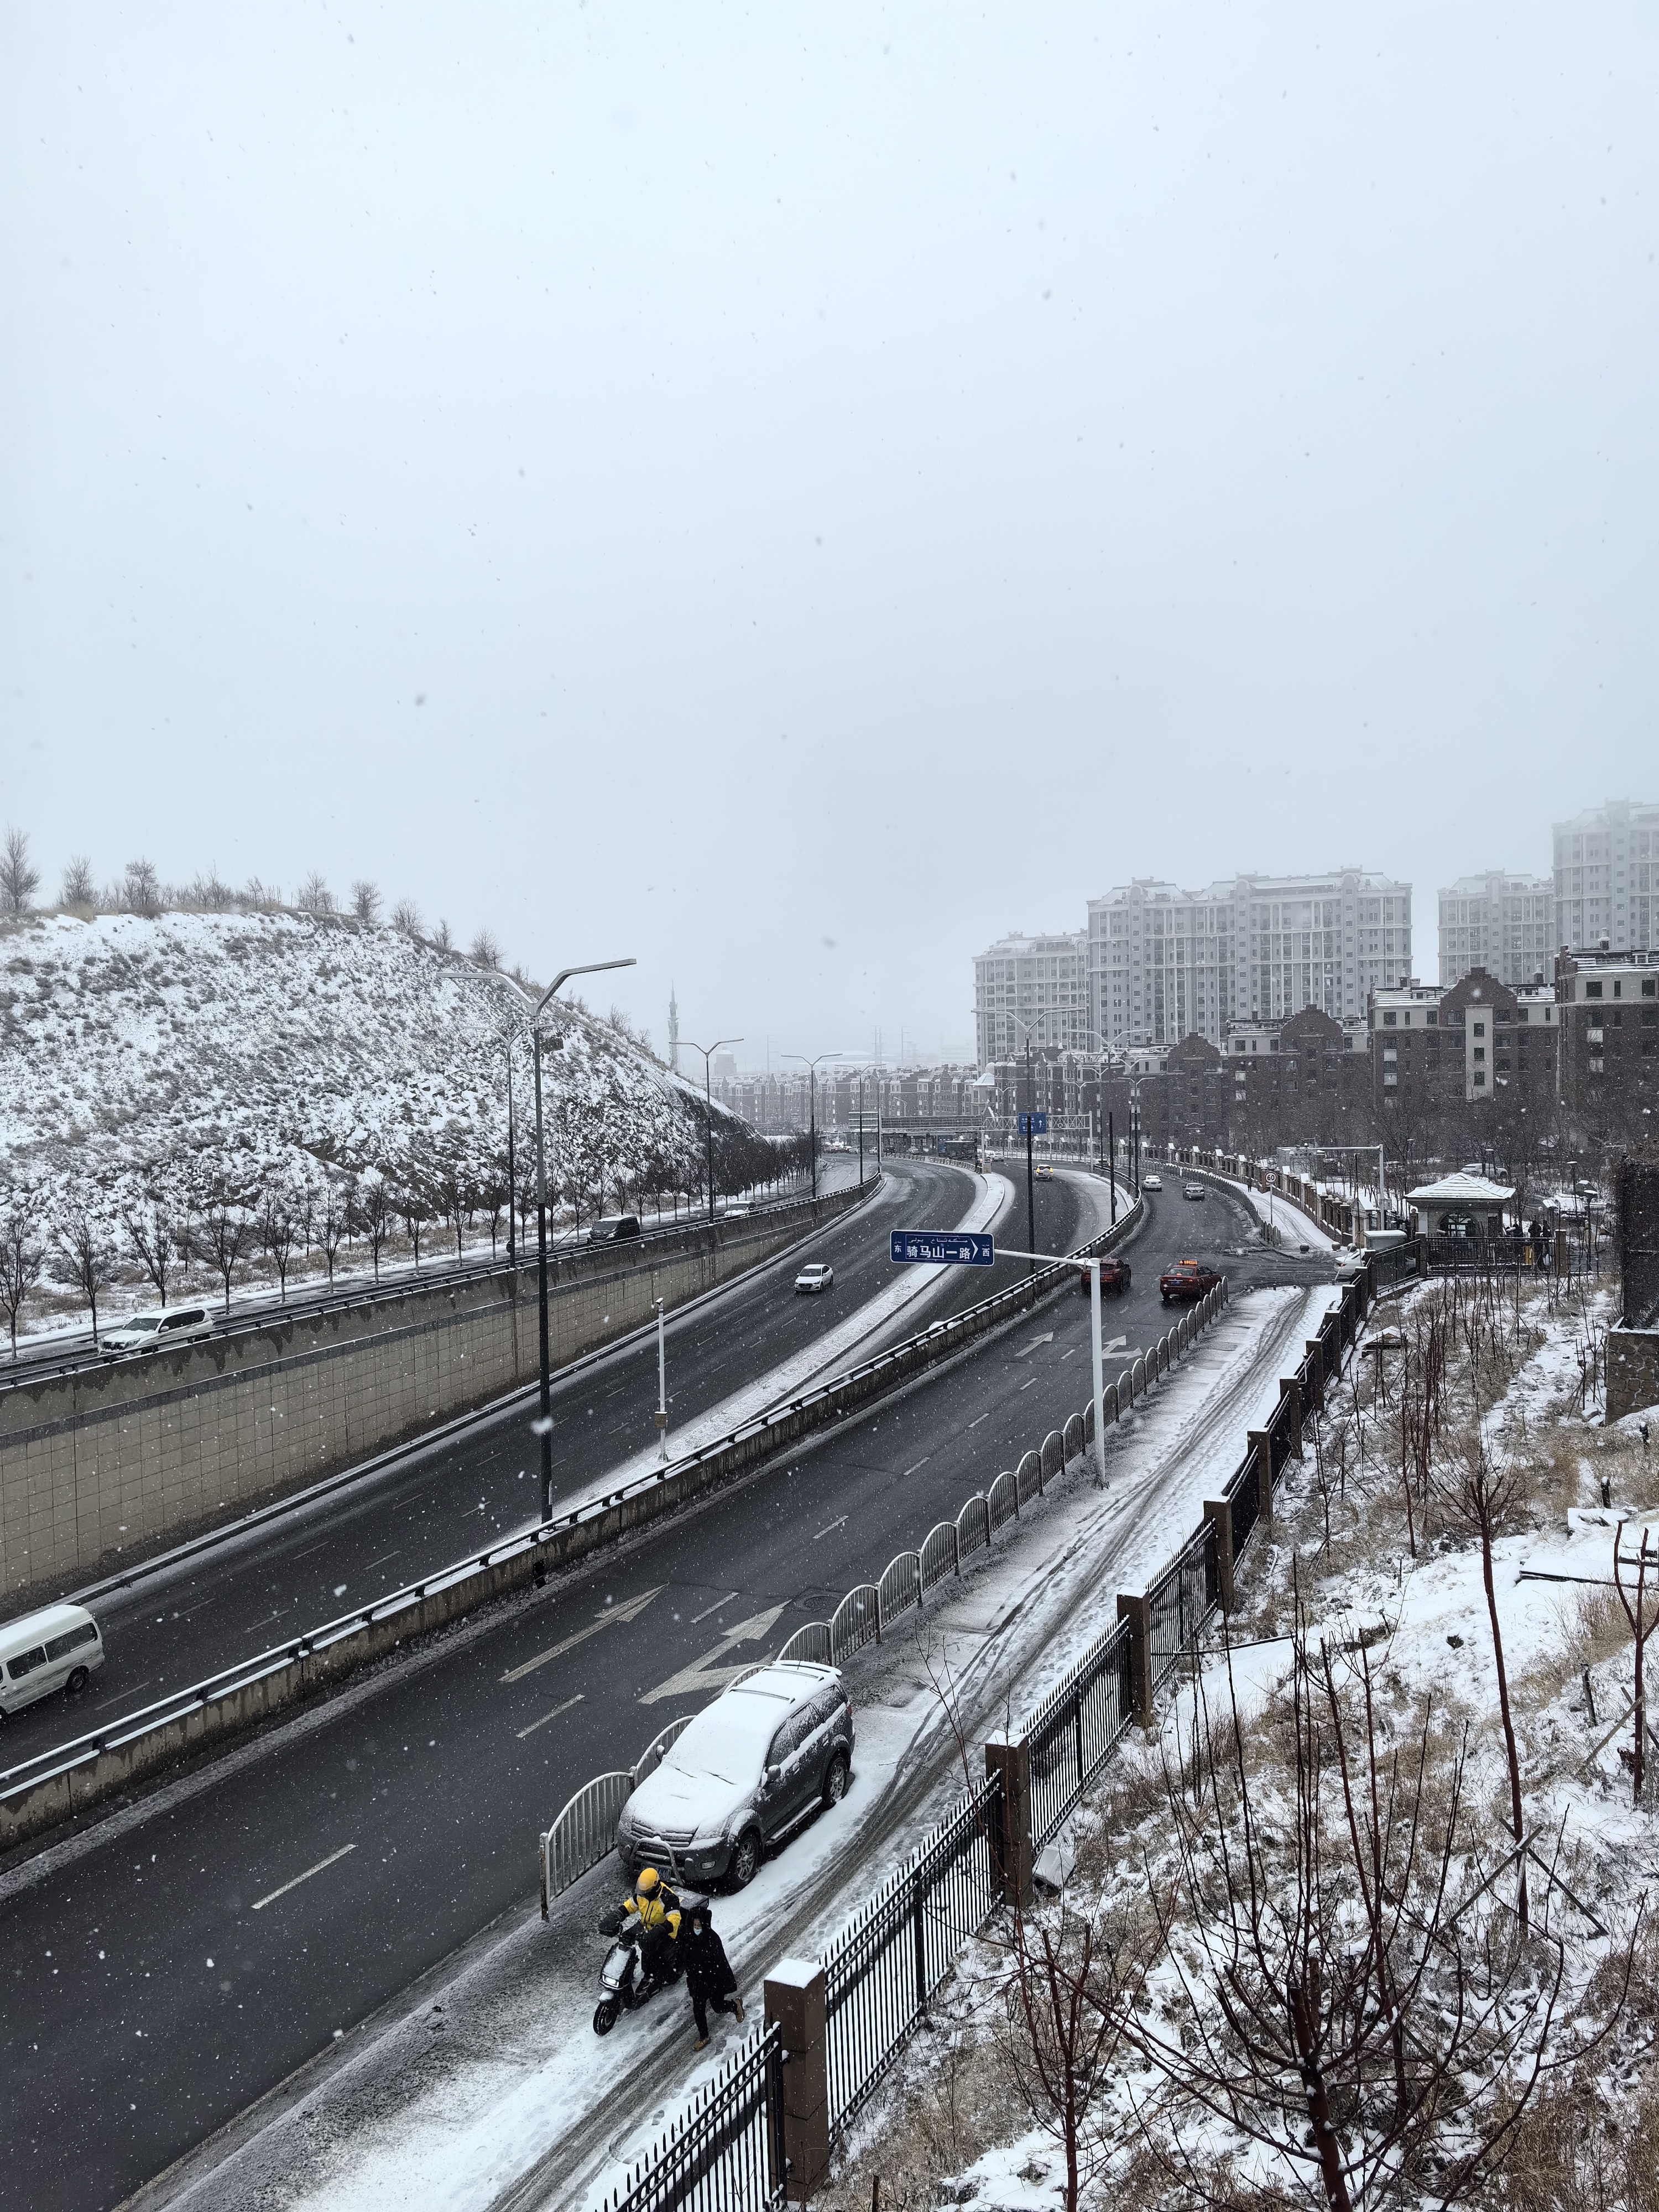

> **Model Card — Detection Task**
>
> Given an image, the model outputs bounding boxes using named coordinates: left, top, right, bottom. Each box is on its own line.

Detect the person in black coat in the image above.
left=682, top=1905, right=744, bottom=2049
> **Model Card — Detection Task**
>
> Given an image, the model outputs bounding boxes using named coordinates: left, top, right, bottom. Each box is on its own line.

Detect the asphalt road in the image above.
left=1, top=1172, right=1326, bottom=2211
left=0, top=1158, right=980, bottom=1760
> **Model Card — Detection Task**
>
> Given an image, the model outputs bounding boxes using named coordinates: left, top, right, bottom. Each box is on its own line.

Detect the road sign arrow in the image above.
left=1014, top=1331, right=1055, bottom=1359
left=638, top=1601, right=790, bottom=1707
left=499, top=1587, right=663, bottom=1683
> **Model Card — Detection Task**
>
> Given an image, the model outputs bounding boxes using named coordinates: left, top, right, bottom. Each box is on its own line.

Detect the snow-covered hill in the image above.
left=0, top=908, right=739, bottom=1261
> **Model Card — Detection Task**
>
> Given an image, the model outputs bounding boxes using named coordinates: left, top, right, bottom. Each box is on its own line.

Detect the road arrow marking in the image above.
left=500, top=1587, right=663, bottom=1683
left=1104, top=1335, right=1127, bottom=1354
left=638, top=1603, right=789, bottom=1707
left=1014, top=1332, right=1055, bottom=1359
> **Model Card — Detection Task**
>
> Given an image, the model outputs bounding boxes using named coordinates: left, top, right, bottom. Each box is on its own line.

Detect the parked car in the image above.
left=1159, top=1258, right=1223, bottom=1305
left=587, top=1214, right=643, bottom=1245
left=0, top=1601, right=105, bottom=1720
left=101, top=1303, right=214, bottom=1358
left=1142, top=1173, right=1162, bottom=1191
left=616, top=1662, right=854, bottom=1889
left=1183, top=1181, right=1206, bottom=1201
left=795, top=1261, right=834, bottom=1295
left=1077, top=1257, right=1131, bottom=1297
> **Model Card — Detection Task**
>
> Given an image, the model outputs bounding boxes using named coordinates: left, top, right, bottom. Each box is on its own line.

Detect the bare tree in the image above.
left=400, top=1180, right=429, bottom=1267
left=122, top=1190, right=174, bottom=1305
left=352, top=1173, right=393, bottom=1281
left=1614, top=1519, right=1659, bottom=1807
left=470, top=928, right=501, bottom=970
left=260, top=1184, right=298, bottom=1301
left=1001, top=1897, right=1135, bottom=2212
left=317, top=1176, right=348, bottom=1287
left=0, top=1198, right=45, bottom=1357
left=350, top=879, right=381, bottom=924
left=54, top=1206, right=116, bottom=1343
left=477, top=1148, right=510, bottom=1259
left=432, top=917, right=453, bottom=953
left=1, top=826, right=40, bottom=916
left=123, top=858, right=163, bottom=917
left=390, top=898, right=421, bottom=936
left=59, top=854, right=97, bottom=909
left=1118, top=1621, right=1625, bottom=2212
left=200, top=1186, right=252, bottom=1315
left=1440, top=1408, right=1530, bottom=1933
left=297, top=871, right=333, bottom=916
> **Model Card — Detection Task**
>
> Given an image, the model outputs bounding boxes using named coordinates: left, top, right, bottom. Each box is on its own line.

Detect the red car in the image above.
left=1077, top=1257, right=1131, bottom=1297
left=1159, top=1258, right=1223, bottom=1305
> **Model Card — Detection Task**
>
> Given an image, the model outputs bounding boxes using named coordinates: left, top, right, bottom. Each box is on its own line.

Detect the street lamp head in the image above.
left=535, top=956, right=637, bottom=1021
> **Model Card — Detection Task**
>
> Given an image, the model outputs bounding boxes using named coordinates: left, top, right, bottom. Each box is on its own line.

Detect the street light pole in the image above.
left=782, top=1052, right=845, bottom=1205
left=682, top=1036, right=743, bottom=1223
left=531, top=956, right=636, bottom=1522
left=505, top=1031, right=517, bottom=1266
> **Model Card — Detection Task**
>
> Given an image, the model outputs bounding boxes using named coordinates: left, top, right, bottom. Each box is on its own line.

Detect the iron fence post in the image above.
left=1283, top=1376, right=1303, bottom=1461
left=984, top=1737, right=1034, bottom=1909
left=911, top=1866, right=928, bottom=2019
left=765, top=1958, right=831, bottom=2204
left=1248, top=1428, right=1273, bottom=1529
left=1073, top=1680, right=1086, bottom=1790
left=1203, top=1498, right=1236, bottom=1614
left=1117, top=1591, right=1155, bottom=1729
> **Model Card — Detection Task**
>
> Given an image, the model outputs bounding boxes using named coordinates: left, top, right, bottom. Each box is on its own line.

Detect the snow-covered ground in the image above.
left=0, top=909, right=780, bottom=1338
left=1218, top=1168, right=1340, bottom=1255
left=825, top=1274, right=1659, bottom=2212
left=139, top=1282, right=1327, bottom=2212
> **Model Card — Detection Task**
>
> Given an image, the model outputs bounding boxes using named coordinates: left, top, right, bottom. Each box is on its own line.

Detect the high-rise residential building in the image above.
left=972, top=930, right=1090, bottom=1066
left=1553, top=800, right=1659, bottom=954
left=1437, top=871, right=1554, bottom=989
left=1085, top=870, right=1411, bottom=1052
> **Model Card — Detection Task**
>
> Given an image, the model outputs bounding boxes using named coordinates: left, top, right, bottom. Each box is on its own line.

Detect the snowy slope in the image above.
left=0, top=909, right=714, bottom=1238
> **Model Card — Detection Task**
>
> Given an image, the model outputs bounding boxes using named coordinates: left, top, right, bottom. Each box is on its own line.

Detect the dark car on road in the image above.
left=1076, top=1257, right=1130, bottom=1297
left=1159, top=1258, right=1223, bottom=1305
left=587, top=1214, right=642, bottom=1244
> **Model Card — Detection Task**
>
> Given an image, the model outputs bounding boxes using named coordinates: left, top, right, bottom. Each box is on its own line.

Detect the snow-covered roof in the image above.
left=1406, top=1171, right=1515, bottom=1206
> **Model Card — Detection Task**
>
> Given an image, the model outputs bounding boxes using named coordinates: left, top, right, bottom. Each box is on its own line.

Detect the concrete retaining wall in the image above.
left=0, top=1187, right=865, bottom=1602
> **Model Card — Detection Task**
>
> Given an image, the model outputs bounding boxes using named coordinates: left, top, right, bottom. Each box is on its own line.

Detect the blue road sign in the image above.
left=890, top=1230, right=995, bottom=1267
left=1017, top=1110, right=1048, bottom=1136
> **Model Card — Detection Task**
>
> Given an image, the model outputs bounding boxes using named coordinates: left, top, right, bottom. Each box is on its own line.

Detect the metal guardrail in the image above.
left=2, top=1195, right=1145, bottom=1845
left=540, top=1714, right=694, bottom=1910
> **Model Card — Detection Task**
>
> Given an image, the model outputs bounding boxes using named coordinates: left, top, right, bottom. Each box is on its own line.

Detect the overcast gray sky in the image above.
left=3, top=6, right=1654, bottom=1066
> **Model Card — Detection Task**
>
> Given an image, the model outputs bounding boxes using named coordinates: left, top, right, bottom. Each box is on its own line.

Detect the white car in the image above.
left=101, top=1303, right=215, bottom=1357
left=1142, top=1173, right=1162, bottom=1191
left=795, top=1261, right=834, bottom=1295
left=0, top=1601, right=105, bottom=1717
left=1183, top=1181, right=1206, bottom=1201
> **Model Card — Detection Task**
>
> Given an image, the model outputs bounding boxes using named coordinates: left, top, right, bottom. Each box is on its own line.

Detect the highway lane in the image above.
left=0, top=1159, right=983, bottom=1759
left=0, top=1176, right=1319, bottom=2212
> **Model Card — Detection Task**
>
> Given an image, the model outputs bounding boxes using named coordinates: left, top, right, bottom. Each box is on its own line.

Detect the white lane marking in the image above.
left=900, top=1457, right=930, bottom=1478
left=691, top=1592, right=737, bottom=1625
left=967, top=1413, right=990, bottom=1430
left=252, top=1843, right=356, bottom=1912
left=499, top=1587, right=662, bottom=1683
left=1020, top=1378, right=1037, bottom=1391
left=639, top=1604, right=789, bottom=1707
left=89, top=1677, right=155, bottom=1713
left=813, top=1516, right=847, bottom=1541
left=517, top=1692, right=585, bottom=1741
left=1014, top=1332, right=1055, bottom=1359
left=1060, top=1347, right=1077, bottom=1361
left=365, top=1548, right=402, bottom=1569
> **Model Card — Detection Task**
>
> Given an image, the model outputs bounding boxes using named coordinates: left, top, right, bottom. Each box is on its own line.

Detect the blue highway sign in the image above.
left=890, top=1230, right=995, bottom=1267
left=1017, top=1111, right=1048, bottom=1136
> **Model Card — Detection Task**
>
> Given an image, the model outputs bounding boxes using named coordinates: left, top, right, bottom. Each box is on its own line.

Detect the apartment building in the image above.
left=1086, top=869, right=1412, bottom=1052
left=1369, top=969, right=1559, bottom=1117
left=1554, top=946, right=1659, bottom=1136
left=1437, top=870, right=1554, bottom=989
left=1554, top=800, right=1659, bottom=954
left=972, top=930, right=1091, bottom=1065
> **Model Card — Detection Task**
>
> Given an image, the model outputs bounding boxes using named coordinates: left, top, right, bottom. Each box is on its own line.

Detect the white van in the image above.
left=101, top=1303, right=215, bottom=1358
left=0, top=1602, right=105, bottom=1720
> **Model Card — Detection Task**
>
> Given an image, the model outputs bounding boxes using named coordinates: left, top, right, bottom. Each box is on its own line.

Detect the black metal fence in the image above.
left=1147, top=1527, right=1219, bottom=1693
left=600, top=2024, right=785, bottom=2212
left=822, top=1771, right=1003, bottom=2131
left=1026, top=1617, right=1135, bottom=1851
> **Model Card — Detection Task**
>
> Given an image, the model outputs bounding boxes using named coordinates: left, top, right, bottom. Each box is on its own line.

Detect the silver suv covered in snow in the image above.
left=617, top=1662, right=854, bottom=1890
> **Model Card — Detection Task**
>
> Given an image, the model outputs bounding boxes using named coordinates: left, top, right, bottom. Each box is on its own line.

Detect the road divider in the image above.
left=0, top=1193, right=1142, bottom=1858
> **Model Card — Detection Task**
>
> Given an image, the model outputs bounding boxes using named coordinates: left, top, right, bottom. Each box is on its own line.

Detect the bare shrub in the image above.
left=470, top=928, right=500, bottom=969
left=1, top=826, right=40, bottom=916
left=59, top=854, right=97, bottom=909
left=390, top=898, right=421, bottom=936
left=123, top=858, right=163, bottom=917
left=297, top=871, right=333, bottom=916
left=351, top=880, right=381, bottom=924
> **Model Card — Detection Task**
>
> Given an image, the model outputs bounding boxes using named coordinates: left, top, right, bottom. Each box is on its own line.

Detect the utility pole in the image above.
left=1108, top=1110, right=1117, bottom=1225
left=532, top=954, right=635, bottom=1521
left=683, top=1035, right=743, bottom=1224
left=654, top=1296, right=669, bottom=1463
left=1025, top=1039, right=1037, bottom=1278
left=857, top=1076, right=864, bottom=1189
left=505, top=1030, right=517, bottom=1266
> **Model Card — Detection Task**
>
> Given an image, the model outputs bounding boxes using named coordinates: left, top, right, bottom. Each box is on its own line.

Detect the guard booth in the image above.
left=1406, top=1171, right=1515, bottom=1248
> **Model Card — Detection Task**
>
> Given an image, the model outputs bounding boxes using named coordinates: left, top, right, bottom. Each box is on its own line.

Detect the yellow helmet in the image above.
left=635, top=1867, right=660, bottom=1896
